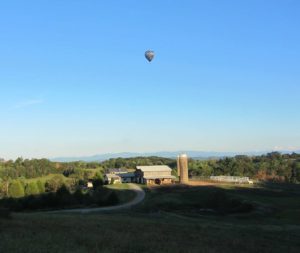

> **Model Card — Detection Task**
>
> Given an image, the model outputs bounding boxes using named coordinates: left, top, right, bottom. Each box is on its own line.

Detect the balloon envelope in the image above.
left=145, top=50, right=154, bottom=62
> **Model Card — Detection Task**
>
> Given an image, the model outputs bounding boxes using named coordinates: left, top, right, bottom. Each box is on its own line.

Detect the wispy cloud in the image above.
left=14, top=99, right=44, bottom=109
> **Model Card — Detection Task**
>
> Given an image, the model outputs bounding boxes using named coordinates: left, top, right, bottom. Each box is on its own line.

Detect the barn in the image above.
left=135, top=165, right=176, bottom=185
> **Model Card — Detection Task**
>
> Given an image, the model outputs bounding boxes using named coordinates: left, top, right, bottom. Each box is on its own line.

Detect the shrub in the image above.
left=40, top=193, right=59, bottom=208
left=45, top=176, right=64, bottom=192
left=21, top=195, right=41, bottom=210
left=25, top=182, right=40, bottom=196
left=93, top=178, right=104, bottom=190
left=8, top=180, right=25, bottom=198
left=77, top=179, right=87, bottom=187
left=37, top=180, right=45, bottom=193
left=56, top=185, right=76, bottom=207
left=73, top=189, right=85, bottom=204
left=56, top=185, right=70, bottom=197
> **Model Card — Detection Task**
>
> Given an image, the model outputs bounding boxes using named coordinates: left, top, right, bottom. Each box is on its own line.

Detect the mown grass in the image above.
left=0, top=182, right=300, bottom=252
left=137, top=184, right=255, bottom=216
left=105, top=184, right=136, bottom=204
left=1, top=211, right=299, bottom=253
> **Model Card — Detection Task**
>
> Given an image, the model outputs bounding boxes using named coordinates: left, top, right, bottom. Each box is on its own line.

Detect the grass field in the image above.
left=0, top=182, right=300, bottom=253
left=105, top=183, right=137, bottom=204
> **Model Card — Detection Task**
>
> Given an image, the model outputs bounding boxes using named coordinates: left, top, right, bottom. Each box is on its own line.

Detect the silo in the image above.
left=177, top=155, right=181, bottom=177
left=178, top=154, right=189, bottom=184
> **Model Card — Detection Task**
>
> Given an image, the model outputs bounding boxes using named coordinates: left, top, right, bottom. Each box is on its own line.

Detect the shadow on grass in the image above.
left=137, top=182, right=300, bottom=218
left=0, top=185, right=135, bottom=214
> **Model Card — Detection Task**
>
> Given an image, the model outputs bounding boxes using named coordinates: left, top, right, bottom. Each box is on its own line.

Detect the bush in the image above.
left=77, top=179, right=87, bottom=187
left=21, top=195, right=42, bottom=210
left=8, top=180, right=25, bottom=198
left=56, top=185, right=70, bottom=196
left=25, top=182, right=40, bottom=196
left=92, top=178, right=104, bottom=190
left=1, top=198, right=23, bottom=211
left=37, top=180, right=45, bottom=193
left=45, top=176, right=64, bottom=192
left=56, top=185, right=76, bottom=207
left=73, top=189, right=85, bottom=204
left=40, top=193, right=59, bottom=209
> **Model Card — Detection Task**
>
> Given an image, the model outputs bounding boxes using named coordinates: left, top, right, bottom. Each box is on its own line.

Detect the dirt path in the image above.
left=48, top=183, right=145, bottom=214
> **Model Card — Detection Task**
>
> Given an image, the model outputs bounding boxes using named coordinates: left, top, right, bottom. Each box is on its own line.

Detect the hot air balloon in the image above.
left=145, top=50, right=154, bottom=62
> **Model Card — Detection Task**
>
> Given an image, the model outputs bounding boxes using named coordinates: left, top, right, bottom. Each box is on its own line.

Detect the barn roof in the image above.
left=136, top=165, right=172, bottom=172
left=144, top=175, right=176, bottom=180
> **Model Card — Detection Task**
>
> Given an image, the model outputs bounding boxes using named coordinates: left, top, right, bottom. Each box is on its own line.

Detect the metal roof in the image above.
left=104, top=173, right=121, bottom=179
left=118, top=172, right=135, bottom=178
left=136, top=165, right=172, bottom=172
left=144, top=175, right=176, bottom=180
left=107, top=168, right=127, bottom=173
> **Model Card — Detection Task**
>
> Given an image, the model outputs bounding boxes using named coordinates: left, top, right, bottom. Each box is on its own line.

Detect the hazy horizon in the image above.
left=1, top=1, right=300, bottom=159
left=1, top=148, right=300, bottom=161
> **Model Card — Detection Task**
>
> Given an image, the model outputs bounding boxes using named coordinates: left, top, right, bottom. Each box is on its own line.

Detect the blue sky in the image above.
left=1, top=1, right=300, bottom=159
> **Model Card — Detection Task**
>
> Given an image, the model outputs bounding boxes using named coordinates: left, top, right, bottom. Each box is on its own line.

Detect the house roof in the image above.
left=118, top=172, right=135, bottom=178
left=105, top=173, right=121, bottom=179
left=136, top=165, right=172, bottom=172
left=107, top=168, right=127, bottom=173
left=144, top=175, right=176, bottom=180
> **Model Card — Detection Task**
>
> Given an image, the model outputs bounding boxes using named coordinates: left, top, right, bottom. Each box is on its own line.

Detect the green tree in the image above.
left=0, top=181, right=5, bottom=198
left=291, top=161, right=300, bottom=182
left=8, top=180, right=25, bottom=198
left=37, top=180, right=45, bottom=193
left=92, top=178, right=104, bottom=190
left=25, top=182, right=40, bottom=196
left=45, top=175, right=64, bottom=192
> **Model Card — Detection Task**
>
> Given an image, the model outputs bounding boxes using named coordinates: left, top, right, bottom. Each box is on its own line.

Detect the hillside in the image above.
left=1, top=182, right=300, bottom=252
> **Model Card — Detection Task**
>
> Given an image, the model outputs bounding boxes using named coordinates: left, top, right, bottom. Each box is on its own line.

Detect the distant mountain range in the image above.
left=50, top=150, right=300, bottom=162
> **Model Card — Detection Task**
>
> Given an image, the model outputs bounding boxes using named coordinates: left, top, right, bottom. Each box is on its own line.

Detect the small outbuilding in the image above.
left=119, top=172, right=136, bottom=183
left=104, top=173, right=122, bottom=184
left=87, top=180, right=93, bottom=188
left=135, top=165, right=176, bottom=185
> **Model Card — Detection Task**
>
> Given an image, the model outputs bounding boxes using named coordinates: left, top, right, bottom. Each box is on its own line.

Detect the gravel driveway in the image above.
left=48, top=183, right=145, bottom=214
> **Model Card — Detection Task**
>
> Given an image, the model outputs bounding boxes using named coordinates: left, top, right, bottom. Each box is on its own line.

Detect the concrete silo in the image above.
left=177, top=155, right=181, bottom=177
left=177, top=154, right=189, bottom=184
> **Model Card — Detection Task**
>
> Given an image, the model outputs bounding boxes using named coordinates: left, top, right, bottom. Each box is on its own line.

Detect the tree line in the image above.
left=0, top=180, right=119, bottom=212
left=0, top=167, right=118, bottom=212
left=1, top=152, right=300, bottom=197
left=100, top=156, right=176, bottom=170
left=188, top=152, right=300, bottom=182
left=0, top=158, right=102, bottom=180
